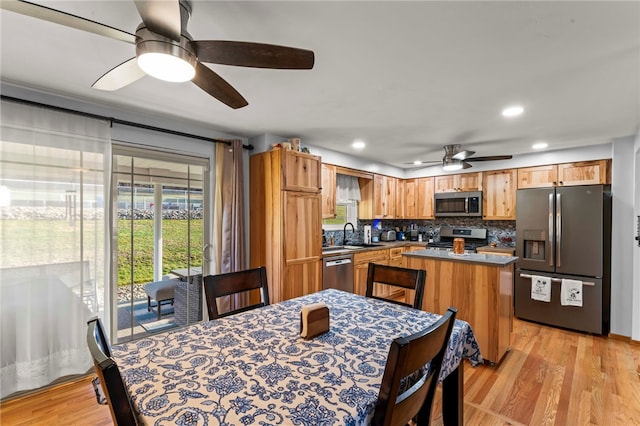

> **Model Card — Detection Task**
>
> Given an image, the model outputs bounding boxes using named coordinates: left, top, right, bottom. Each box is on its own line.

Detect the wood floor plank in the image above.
left=1, top=318, right=639, bottom=426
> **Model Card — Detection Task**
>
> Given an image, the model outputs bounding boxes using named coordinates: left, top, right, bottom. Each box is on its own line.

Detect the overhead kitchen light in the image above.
left=442, top=158, right=463, bottom=171
left=502, top=105, right=524, bottom=117
left=413, top=160, right=423, bottom=165
left=532, top=141, right=548, bottom=150
left=352, top=140, right=366, bottom=149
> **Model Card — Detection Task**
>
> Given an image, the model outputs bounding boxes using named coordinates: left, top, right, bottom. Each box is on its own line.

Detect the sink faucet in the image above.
left=343, top=222, right=355, bottom=245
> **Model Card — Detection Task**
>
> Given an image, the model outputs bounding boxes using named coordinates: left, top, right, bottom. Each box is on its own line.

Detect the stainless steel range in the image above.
left=426, top=227, right=488, bottom=252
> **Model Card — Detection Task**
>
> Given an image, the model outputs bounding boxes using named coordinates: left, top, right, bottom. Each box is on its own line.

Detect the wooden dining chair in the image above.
left=203, top=266, right=270, bottom=319
left=86, top=317, right=138, bottom=426
left=372, top=307, right=457, bottom=426
left=366, top=263, right=426, bottom=309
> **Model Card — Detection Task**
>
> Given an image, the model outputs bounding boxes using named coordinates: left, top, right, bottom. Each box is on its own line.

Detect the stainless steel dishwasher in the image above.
left=322, top=253, right=354, bottom=292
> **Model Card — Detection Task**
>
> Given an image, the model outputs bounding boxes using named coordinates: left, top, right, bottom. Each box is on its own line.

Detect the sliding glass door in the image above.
left=112, top=147, right=208, bottom=342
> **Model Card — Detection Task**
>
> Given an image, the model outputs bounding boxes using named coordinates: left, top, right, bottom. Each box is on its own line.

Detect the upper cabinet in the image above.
left=435, top=172, right=482, bottom=193
left=518, top=160, right=610, bottom=189
left=395, top=179, right=406, bottom=219
left=321, top=163, right=336, bottom=218
left=282, top=150, right=322, bottom=192
left=373, top=175, right=397, bottom=219
left=483, top=169, right=517, bottom=220
left=557, top=160, right=610, bottom=186
left=405, top=177, right=435, bottom=219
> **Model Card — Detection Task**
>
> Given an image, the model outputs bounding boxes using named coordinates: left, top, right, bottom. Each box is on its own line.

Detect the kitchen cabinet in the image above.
left=517, top=160, right=610, bottom=189
left=483, top=169, right=517, bottom=220
left=395, top=179, right=406, bottom=219
left=250, top=148, right=322, bottom=303
left=435, top=172, right=482, bottom=193
left=353, top=249, right=389, bottom=296
left=557, top=160, right=610, bottom=186
left=372, top=174, right=397, bottom=219
left=321, top=163, right=336, bottom=218
left=404, top=177, right=434, bottom=219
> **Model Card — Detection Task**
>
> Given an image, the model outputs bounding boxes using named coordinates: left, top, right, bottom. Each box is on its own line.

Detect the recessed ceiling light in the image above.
left=352, top=140, right=366, bottom=149
left=532, top=142, right=548, bottom=150
left=502, top=105, right=524, bottom=117
left=413, top=160, right=423, bottom=165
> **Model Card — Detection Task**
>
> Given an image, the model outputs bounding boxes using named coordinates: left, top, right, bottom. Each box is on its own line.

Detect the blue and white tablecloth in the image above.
left=112, top=289, right=482, bottom=425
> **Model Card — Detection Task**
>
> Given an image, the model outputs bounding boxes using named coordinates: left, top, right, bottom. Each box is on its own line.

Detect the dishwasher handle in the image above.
left=326, top=259, right=353, bottom=267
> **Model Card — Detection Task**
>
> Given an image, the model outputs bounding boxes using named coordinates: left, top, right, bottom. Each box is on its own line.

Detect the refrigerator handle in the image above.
left=548, top=193, right=554, bottom=267
left=556, top=193, right=562, bottom=267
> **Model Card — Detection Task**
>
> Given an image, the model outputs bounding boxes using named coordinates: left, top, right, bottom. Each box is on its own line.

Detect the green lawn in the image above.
left=1, top=219, right=202, bottom=286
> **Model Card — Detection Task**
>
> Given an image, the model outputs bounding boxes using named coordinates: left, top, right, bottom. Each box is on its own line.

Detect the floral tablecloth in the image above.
left=112, top=289, right=482, bottom=425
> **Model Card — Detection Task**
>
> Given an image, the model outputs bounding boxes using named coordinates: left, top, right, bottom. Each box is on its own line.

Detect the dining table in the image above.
left=112, top=289, right=482, bottom=425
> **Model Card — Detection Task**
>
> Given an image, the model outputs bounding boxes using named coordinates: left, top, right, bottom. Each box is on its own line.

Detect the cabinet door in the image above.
left=283, top=192, right=321, bottom=261
left=404, top=178, right=418, bottom=218
left=434, top=175, right=458, bottom=193
left=321, top=164, right=336, bottom=218
left=395, top=179, right=405, bottom=219
left=458, top=172, right=482, bottom=191
left=283, top=259, right=321, bottom=300
left=558, top=160, right=609, bottom=186
left=282, top=150, right=321, bottom=192
left=372, top=174, right=385, bottom=218
left=353, top=261, right=369, bottom=296
left=517, top=165, right=558, bottom=189
left=483, top=169, right=517, bottom=220
left=383, top=176, right=397, bottom=218
left=416, top=177, right=435, bottom=219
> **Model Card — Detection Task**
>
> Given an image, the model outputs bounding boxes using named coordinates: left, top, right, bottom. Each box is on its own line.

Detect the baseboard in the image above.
left=609, top=333, right=640, bottom=346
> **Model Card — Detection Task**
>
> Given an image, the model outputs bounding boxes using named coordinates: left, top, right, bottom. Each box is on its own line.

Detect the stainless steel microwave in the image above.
left=434, top=191, right=483, bottom=217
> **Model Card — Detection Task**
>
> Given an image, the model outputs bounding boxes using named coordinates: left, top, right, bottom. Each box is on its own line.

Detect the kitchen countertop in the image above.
left=322, top=240, right=426, bottom=257
left=475, top=245, right=516, bottom=254
left=404, top=248, right=519, bottom=266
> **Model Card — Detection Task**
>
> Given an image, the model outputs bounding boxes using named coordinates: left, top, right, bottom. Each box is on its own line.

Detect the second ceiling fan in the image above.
left=3, top=0, right=315, bottom=109
left=413, top=144, right=513, bottom=170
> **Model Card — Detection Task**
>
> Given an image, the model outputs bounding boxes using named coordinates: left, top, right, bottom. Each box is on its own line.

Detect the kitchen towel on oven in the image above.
left=561, top=279, right=583, bottom=307
left=531, top=275, right=551, bottom=302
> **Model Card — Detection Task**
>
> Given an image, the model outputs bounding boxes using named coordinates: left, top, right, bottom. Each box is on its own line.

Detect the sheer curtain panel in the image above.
left=0, top=100, right=111, bottom=398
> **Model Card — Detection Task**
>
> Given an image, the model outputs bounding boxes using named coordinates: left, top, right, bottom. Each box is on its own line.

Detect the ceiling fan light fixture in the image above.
left=138, top=51, right=195, bottom=82
left=442, top=158, right=463, bottom=171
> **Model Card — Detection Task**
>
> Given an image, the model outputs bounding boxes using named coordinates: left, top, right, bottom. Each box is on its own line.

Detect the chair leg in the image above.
left=148, top=296, right=151, bottom=312
left=157, top=301, right=162, bottom=321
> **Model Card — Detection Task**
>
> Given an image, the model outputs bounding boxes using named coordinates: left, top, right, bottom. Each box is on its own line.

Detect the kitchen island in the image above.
left=404, top=249, right=518, bottom=364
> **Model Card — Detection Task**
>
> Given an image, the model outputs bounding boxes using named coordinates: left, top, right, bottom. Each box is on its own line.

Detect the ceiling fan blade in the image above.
left=134, top=0, right=182, bottom=41
left=194, top=41, right=315, bottom=69
left=1, top=0, right=135, bottom=44
left=92, top=58, right=146, bottom=91
left=192, top=62, right=248, bottom=109
left=465, top=155, right=513, bottom=162
left=452, top=150, right=476, bottom=161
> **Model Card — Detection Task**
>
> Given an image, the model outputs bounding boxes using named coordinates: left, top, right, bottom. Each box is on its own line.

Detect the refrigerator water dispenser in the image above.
left=522, top=230, right=546, bottom=261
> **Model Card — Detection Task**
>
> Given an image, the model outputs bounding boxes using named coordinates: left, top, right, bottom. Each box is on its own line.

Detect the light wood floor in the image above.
left=1, top=318, right=639, bottom=425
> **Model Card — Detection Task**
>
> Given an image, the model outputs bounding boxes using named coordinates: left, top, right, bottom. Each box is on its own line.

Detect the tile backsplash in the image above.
left=323, top=218, right=516, bottom=247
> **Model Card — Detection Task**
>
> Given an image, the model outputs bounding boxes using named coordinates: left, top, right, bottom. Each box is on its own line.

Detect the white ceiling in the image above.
left=1, top=1, right=639, bottom=167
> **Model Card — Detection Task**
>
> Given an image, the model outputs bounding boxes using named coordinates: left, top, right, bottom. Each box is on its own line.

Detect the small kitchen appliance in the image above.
left=363, top=225, right=372, bottom=244
left=380, top=230, right=396, bottom=241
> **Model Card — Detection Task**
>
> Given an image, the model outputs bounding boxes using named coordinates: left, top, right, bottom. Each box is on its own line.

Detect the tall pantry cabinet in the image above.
left=249, top=148, right=323, bottom=303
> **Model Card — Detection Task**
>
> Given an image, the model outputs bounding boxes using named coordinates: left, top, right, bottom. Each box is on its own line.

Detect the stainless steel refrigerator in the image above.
left=515, top=184, right=612, bottom=334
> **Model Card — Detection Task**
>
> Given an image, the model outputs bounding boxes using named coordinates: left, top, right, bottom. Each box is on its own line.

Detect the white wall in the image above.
left=611, top=136, right=637, bottom=337
left=633, top=133, right=640, bottom=341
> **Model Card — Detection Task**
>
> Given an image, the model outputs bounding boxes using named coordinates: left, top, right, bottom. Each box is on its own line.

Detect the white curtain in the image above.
left=0, top=100, right=111, bottom=398
left=336, top=174, right=361, bottom=202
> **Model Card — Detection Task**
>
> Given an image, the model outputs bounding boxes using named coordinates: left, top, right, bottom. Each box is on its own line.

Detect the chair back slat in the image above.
left=373, top=307, right=457, bottom=426
left=366, top=263, right=426, bottom=309
left=203, top=266, right=270, bottom=319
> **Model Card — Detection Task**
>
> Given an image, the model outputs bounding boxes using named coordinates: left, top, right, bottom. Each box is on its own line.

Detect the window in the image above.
left=322, top=200, right=358, bottom=230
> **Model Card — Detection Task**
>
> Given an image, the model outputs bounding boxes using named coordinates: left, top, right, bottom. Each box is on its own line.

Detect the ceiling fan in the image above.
left=410, top=144, right=513, bottom=171
left=2, top=0, right=315, bottom=109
